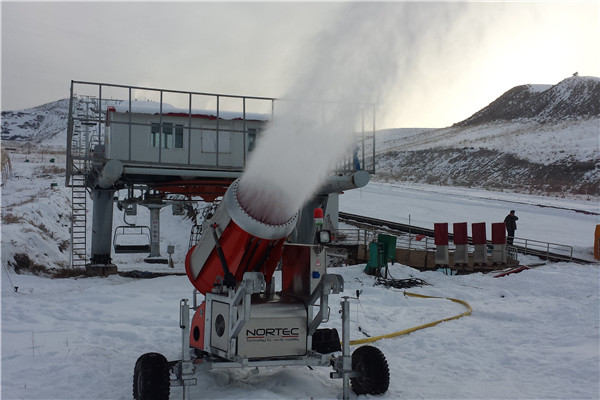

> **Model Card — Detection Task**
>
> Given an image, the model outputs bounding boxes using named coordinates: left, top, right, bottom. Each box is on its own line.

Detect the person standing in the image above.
left=504, top=210, right=518, bottom=245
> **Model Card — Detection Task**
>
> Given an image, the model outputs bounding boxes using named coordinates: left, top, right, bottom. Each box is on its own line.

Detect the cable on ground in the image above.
left=374, top=277, right=430, bottom=289
left=349, top=291, right=472, bottom=346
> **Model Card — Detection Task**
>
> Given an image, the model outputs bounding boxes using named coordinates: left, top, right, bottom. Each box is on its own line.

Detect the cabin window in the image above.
left=174, top=124, right=184, bottom=149
left=150, top=123, right=160, bottom=148
left=162, top=122, right=173, bottom=149
left=150, top=122, right=184, bottom=149
left=247, top=128, right=258, bottom=152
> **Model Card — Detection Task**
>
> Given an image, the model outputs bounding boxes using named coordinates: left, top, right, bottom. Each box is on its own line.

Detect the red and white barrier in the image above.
left=434, top=223, right=449, bottom=266
left=472, top=222, right=487, bottom=266
left=491, top=222, right=507, bottom=265
left=453, top=222, right=469, bottom=266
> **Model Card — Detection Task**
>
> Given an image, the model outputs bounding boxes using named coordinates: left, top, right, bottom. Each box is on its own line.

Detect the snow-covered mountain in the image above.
left=373, top=76, right=600, bottom=197
left=456, top=75, right=599, bottom=125
left=2, top=75, right=599, bottom=198
left=1, top=98, right=69, bottom=148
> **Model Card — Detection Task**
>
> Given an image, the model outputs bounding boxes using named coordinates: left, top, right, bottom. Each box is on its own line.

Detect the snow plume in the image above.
left=237, top=3, right=414, bottom=225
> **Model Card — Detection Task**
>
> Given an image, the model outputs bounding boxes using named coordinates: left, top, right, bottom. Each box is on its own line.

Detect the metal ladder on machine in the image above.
left=188, top=224, right=202, bottom=250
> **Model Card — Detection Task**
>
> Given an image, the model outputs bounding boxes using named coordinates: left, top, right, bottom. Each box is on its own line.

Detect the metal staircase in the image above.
left=70, top=174, right=88, bottom=269
left=67, top=94, right=102, bottom=269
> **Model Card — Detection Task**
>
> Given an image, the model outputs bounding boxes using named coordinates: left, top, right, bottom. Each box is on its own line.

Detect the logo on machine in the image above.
left=245, top=327, right=300, bottom=343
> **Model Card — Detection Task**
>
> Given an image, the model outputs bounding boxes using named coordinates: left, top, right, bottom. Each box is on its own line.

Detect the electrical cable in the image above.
left=372, top=267, right=431, bottom=289
left=374, top=277, right=430, bottom=289
left=348, top=291, right=472, bottom=346
left=354, top=290, right=374, bottom=337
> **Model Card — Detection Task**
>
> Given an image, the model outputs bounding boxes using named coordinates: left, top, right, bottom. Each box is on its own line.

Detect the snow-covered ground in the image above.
left=2, top=260, right=598, bottom=400
left=2, top=150, right=599, bottom=399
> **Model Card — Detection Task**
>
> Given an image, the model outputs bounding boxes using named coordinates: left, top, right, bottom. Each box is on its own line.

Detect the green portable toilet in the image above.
left=378, top=234, right=396, bottom=263
left=364, top=234, right=397, bottom=276
left=365, top=241, right=381, bottom=274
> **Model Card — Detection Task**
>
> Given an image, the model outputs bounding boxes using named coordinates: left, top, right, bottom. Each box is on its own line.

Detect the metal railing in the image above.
left=66, top=80, right=377, bottom=186
left=339, top=213, right=582, bottom=263
left=333, top=228, right=440, bottom=253
left=332, top=228, right=372, bottom=247
left=332, top=227, right=575, bottom=264
left=510, top=237, right=573, bottom=262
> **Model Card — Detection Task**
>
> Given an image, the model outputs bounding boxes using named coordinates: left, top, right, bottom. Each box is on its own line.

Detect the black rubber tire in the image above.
left=350, top=345, right=390, bottom=395
left=133, top=352, right=170, bottom=400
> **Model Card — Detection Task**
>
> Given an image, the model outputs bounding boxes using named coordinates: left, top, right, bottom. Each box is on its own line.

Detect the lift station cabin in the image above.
left=65, top=81, right=376, bottom=275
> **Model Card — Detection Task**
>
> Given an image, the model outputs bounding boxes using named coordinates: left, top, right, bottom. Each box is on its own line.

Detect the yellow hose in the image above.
left=349, top=291, right=472, bottom=346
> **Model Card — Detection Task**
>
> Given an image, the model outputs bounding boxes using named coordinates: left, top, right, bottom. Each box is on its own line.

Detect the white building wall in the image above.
left=106, top=112, right=265, bottom=168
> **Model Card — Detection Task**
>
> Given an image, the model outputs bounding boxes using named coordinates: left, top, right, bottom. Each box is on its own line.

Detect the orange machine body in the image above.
left=184, top=178, right=297, bottom=295
left=185, top=222, right=285, bottom=295
left=189, top=301, right=206, bottom=349
left=184, top=178, right=298, bottom=352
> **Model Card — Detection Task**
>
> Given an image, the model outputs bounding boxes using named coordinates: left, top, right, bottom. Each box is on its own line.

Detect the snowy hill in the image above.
left=456, top=75, right=600, bottom=125
left=372, top=76, right=600, bottom=197
left=1, top=98, right=69, bottom=148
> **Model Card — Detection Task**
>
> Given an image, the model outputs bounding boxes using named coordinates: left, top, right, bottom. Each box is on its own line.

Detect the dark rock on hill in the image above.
left=376, top=148, right=599, bottom=196
left=455, top=76, right=600, bottom=126
left=1, top=99, right=69, bottom=143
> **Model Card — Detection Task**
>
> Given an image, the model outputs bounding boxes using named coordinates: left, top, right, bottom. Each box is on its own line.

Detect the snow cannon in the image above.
left=135, top=180, right=390, bottom=400
left=185, top=178, right=297, bottom=295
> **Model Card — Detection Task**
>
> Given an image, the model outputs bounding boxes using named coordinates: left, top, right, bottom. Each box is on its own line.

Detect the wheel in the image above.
left=133, top=352, right=170, bottom=400
left=350, top=345, right=390, bottom=395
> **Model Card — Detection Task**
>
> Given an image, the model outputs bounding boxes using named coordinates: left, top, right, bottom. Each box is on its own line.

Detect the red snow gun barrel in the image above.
left=185, top=178, right=298, bottom=295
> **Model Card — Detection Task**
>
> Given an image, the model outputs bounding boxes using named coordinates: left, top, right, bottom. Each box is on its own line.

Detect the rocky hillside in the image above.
left=1, top=98, right=69, bottom=146
left=374, top=75, right=600, bottom=197
left=456, top=75, right=600, bottom=125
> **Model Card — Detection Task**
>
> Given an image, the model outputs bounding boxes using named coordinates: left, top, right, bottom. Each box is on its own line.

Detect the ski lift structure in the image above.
left=65, top=80, right=376, bottom=276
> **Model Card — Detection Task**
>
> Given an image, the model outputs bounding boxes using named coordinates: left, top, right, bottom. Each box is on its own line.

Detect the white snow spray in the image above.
left=237, top=3, right=469, bottom=224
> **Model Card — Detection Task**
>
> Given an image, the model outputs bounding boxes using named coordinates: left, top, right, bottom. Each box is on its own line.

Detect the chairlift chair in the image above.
left=113, top=225, right=152, bottom=254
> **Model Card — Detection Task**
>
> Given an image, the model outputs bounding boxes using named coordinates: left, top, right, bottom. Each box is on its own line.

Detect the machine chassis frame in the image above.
left=168, top=272, right=361, bottom=400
